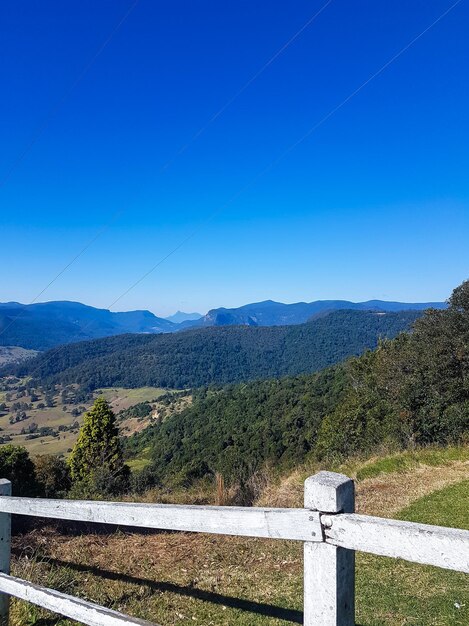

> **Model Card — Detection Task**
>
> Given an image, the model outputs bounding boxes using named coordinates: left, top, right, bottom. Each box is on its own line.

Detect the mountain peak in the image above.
left=165, top=311, right=203, bottom=324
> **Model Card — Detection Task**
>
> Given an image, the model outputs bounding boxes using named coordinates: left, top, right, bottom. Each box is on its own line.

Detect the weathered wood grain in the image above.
left=323, top=513, right=469, bottom=573
left=304, top=472, right=355, bottom=626
left=0, top=496, right=322, bottom=541
left=0, top=573, right=156, bottom=626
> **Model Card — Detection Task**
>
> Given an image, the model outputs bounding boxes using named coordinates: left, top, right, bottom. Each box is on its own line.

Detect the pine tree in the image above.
left=68, top=398, right=129, bottom=495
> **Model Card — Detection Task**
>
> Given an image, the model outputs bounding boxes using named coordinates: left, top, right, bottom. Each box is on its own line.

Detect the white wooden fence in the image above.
left=0, top=471, right=467, bottom=625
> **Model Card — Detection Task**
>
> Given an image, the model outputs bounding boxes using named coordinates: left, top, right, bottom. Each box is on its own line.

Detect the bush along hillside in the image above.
left=9, top=309, right=421, bottom=390
left=126, top=280, right=469, bottom=487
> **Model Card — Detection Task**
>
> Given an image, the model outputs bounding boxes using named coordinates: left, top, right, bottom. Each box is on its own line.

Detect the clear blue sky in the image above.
left=1, top=0, right=468, bottom=316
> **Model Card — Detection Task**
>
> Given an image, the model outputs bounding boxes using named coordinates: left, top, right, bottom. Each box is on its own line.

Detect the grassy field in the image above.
left=126, top=447, right=152, bottom=471
left=12, top=431, right=76, bottom=456
left=0, top=405, right=71, bottom=435
left=0, top=346, right=38, bottom=367
left=9, top=450, right=469, bottom=625
left=0, top=385, right=169, bottom=457
left=98, top=387, right=168, bottom=412
left=355, top=479, right=469, bottom=626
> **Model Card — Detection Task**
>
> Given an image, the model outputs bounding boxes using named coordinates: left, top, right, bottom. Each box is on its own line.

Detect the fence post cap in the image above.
left=304, top=471, right=354, bottom=513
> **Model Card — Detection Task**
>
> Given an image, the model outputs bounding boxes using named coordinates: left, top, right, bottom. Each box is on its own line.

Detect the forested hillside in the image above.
left=125, top=365, right=348, bottom=485
left=10, top=309, right=420, bottom=390
left=126, top=281, right=469, bottom=487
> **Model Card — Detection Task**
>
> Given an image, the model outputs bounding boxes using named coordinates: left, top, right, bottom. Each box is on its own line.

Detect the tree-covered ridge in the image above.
left=126, top=281, right=469, bottom=487
left=11, top=309, right=420, bottom=390
left=0, top=298, right=443, bottom=351
left=125, top=366, right=348, bottom=486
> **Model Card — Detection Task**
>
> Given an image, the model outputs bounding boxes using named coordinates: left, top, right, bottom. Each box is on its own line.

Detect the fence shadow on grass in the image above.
left=46, top=557, right=304, bottom=623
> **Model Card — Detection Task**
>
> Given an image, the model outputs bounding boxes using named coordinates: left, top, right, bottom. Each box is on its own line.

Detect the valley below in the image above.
left=0, top=379, right=190, bottom=457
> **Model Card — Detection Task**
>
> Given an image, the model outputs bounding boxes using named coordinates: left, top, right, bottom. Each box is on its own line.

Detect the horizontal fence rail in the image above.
left=0, top=471, right=467, bottom=626
left=323, top=512, right=469, bottom=573
left=0, top=573, right=156, bottom=626
left=0, top=496, right=323, bottom=541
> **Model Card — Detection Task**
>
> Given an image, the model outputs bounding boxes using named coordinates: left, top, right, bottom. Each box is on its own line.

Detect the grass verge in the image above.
left=344, top=445, right=469, bottom=481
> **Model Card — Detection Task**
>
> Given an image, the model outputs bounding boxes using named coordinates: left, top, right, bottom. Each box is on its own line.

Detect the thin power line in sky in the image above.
left=0, top=0, right=140, bottom=189
left=159, top=0, right=335, bottom=173
left=24, top=0, right=463, bottom=381
left=107, top=0, right=463, bottom=311
left=0, top=213, right=123, bottom=341
left=0, top=0, right=334, bottom=339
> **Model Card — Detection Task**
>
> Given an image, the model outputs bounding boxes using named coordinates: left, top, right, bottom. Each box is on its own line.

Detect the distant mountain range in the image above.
left=0, top=298, right=446, bottom=351
left=165, top=311, right=202, bottom=324
left=181, top=299, right=446, bottom=328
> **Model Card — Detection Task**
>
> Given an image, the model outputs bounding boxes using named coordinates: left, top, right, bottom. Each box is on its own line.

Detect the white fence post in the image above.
left=304, top=471, right=355, bottom=626
left=0, top=479, right=11, bottom=626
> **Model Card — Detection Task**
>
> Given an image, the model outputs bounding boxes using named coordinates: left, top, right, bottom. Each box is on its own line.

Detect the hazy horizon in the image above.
left=0, top=291, right=449, bottom=320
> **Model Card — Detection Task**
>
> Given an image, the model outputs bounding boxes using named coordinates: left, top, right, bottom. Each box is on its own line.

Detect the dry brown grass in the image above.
left=255, top=469, right=305, bottom=509
left=356, top=459, right=469, bottom=516
left=12, top=529, right=303, bottom=625
left=256, top=448, right=469, bottom=514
